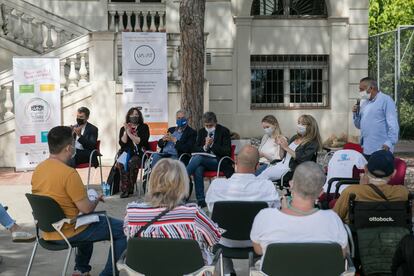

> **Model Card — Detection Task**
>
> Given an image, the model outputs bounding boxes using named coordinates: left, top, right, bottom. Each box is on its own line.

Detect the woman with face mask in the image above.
left=255, top=115, right=285, bottom=175
left=117, top=107, right=150, bottom=198
left=258, top=114, right=322, bottom=181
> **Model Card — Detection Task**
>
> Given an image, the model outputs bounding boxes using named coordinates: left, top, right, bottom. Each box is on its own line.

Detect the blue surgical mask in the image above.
left=176, top=118, right=187, bottom=128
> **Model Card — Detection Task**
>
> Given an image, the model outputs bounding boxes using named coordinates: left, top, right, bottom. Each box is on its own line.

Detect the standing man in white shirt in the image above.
left=206, top=145, right=279, bottom=276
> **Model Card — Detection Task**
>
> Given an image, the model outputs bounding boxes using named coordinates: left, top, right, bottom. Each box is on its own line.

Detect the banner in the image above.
left=122, top=32, right=168, bottom=140
left=13, top=57, right=61, bottom=171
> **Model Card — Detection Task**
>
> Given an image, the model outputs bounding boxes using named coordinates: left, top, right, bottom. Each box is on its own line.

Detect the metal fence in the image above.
left=369, top=25, right=414, bottom=139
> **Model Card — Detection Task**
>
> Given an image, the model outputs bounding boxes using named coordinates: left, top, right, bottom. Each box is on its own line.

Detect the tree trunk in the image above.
left=179, top=0, right=205, bottom=131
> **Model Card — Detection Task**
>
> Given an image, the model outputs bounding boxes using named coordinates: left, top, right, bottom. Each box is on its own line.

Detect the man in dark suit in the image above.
left=70, top=107, right=99, bottom=167
left=151, top=110, right=197, bottom=166
left=186, top=111, right=234, bottom=207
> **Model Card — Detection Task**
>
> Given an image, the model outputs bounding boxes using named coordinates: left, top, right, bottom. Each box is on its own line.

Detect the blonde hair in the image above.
left=146, top=159, right=189, bottom=209
left=261, top=115, right=282, bottom=136
left=298, top=114, right=322, bottom=150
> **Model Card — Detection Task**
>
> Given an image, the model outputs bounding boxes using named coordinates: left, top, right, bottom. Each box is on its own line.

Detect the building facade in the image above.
left=0, top=0, right=369, bottom=167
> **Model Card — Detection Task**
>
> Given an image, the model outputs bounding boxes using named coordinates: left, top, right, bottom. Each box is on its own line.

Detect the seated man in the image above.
left=251, top=162, right=348, bottom=260
left=70, top=107, right=99, bottom=167
left=186, top=111, right=233, bottom=208
left=151, top=109, right=196, bottom=166
left=333, top=150, right=409, bottom=224
left=206, top=145, right=279, bottom=275
left=32, top=126, right=126, bottom=276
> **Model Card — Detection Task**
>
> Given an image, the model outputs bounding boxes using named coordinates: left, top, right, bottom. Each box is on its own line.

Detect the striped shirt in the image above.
left=123, top=202, right=223, bottom=262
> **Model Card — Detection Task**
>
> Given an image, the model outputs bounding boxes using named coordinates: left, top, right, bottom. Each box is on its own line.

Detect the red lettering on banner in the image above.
left=20, top=135, right=36, bottom=144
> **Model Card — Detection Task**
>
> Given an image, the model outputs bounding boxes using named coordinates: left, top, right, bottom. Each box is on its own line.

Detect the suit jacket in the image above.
left=76, top=122, right=98, bottom=165
left=288, top=135, right=319, bottom=171
left=119, top=123, right=150, bottom=157
left=157, top=125, right=197, bottom=157
left=193, top=124, right=234, bottom=177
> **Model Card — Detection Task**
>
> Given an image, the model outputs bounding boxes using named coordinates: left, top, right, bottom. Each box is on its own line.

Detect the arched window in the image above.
left=251, top=0, right=327, bottom=17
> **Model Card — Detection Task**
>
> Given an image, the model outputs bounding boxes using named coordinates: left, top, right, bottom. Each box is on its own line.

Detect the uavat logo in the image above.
left=134, top=45, right=155, bottom=66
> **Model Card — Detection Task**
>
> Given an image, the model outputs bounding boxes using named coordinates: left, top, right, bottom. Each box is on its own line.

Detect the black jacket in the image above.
left=288, top=135, right=319, bottom=171
left=157, top=126, right=197, bottom=157
left=119, top=124, right=150, bottom=157
left=193, top=124, right=234, bottom=177
left=76, top=122, right=98, bottom=165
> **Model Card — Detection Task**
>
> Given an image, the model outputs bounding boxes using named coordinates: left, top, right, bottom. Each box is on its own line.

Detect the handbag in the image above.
left=106, top=160, right=120, bottom=195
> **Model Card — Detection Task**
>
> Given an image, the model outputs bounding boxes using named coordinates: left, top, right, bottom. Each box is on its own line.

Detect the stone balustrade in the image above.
left=0, top=35, right=91, bottom=121
left=0, top=0, right=89, bottom=53
left=108, top=2, right=166, bottom=32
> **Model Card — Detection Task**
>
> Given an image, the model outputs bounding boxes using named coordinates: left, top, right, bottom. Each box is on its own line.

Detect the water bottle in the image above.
left=102, top=182, right=110, bottom=197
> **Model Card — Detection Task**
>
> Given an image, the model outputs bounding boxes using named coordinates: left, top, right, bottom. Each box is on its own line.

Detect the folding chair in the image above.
left=117, top=238, right=222, bottom=276
left=347, top=193, right=413, bottom=275
left=25, top=193, right=115, bottom=276
left=211, top=201, right=267, bottom=262
left=249, top=243, right=355, bottom=276
left=180, top=145, right=236, bottom=199
left=137, top=140, right=158, bottom=194
left=75, top=140, right=103, bottom=189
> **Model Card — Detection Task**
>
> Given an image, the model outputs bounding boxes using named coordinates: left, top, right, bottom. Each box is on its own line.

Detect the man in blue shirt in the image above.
left=352, top=77, right=399, bottom=159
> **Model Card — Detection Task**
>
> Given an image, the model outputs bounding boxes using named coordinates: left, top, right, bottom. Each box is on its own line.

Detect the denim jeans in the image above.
left=52, top=216, right=126, bottom=276
left=150, top=153, right=177, bottom=168
left=0, top=203, right=15, bottom=229
left=186, top=155, right=218, bottom=202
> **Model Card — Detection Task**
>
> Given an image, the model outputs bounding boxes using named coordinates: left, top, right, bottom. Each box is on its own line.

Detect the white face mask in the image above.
left=205, top=127, right=215, bottom=134
left=360, top=90, right=371, bottom=100
left=297, top=124, right=307, bottom=135
left=263, top=127, right=274, bottom=135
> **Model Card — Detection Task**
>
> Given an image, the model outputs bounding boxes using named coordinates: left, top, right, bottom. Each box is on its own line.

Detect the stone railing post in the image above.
left=4, top=83, right=14, bottom=120
left=60, top=58, right=67, bottom=93
left=78, top=51, right=89, bottom=86
left=68, top=54, right=78, bottom=91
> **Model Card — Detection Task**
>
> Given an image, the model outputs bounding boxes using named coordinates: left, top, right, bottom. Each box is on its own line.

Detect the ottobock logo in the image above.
left=369, top=216, right=394, bottom=222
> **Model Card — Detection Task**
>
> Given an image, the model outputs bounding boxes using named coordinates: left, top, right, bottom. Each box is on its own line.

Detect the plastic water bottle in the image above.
left=102, top=182, right=110, bottom=197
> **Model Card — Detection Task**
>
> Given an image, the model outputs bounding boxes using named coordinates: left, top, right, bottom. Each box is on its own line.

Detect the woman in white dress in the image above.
left=258, top=114, right=322, bottom=181
left=255, top=115, right=285, bottom=175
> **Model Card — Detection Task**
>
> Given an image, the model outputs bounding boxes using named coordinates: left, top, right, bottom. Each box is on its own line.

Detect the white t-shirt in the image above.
left=206, top=173, right=280, bottom=212
left=206, top=173, right=280, bottom=248
left=250, top=208, right=348, bottom=256
left=258, top=135, right=282, bottom=163
left=323, top=150, right=367, bottom=193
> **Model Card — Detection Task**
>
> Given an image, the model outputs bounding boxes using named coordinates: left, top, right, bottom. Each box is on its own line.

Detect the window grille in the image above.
left=251, top=0, right=327, bottom=18
left=251, top=55, right=329, bottom=109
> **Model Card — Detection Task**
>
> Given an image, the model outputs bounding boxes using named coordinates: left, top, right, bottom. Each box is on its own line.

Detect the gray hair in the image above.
left=360, top=77, right=378, bottom=89
left=202, top=111, right=217, bottom=123
left=176, top=109, right=187, bottom=118
left=291, top=161, right=326, bottom=199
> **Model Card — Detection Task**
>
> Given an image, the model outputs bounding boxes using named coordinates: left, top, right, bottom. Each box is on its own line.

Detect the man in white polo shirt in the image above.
left=206, top=145, right=279, bottom=276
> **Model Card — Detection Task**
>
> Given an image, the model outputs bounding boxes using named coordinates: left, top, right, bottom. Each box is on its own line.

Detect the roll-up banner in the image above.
left=13, top=57, right=61, bottom=171
left=122, top=32, right=168, bottom=140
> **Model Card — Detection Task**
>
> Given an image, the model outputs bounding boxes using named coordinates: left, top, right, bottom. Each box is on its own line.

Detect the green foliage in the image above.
left=369, top=0, right=414, bottom=139
left=369, top=0, right=414, bottom=35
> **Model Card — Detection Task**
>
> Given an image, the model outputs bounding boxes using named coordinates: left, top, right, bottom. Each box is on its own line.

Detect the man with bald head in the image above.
left=206, top=145, right=279, bottom=275
left=206, top=145, right=279, bottom=212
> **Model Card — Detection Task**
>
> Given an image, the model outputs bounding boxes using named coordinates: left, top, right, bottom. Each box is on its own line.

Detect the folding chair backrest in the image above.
left=25, top=193, right=66, bottom=233
left=261, top=243, right=345, bottom=276
left=389, top=158, right=407, bottom=185
left=211, top=201, right=267, bottom=240
left=125, top=238, right=204, bottom=276
left=148, top=141, right=158, bottom=152
left=349, top=193, right=413, bottom=231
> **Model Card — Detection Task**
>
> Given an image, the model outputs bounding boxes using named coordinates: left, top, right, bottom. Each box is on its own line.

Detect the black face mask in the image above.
left=129, top=116, right=139, bottom=124
left=76, top=118, right=85, bottom=125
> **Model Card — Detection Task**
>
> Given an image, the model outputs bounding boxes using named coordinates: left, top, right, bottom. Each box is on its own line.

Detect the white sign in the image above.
left=122, top=32, right=168, bottom=139
left=13, top=57, right=61, bottom=171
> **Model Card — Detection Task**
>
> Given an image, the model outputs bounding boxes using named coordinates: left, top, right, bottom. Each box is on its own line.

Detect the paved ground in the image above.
left=0, top=168, right=249, bottom=276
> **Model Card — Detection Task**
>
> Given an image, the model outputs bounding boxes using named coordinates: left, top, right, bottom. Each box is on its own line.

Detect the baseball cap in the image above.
left=367, top=150, right=395, bottom=178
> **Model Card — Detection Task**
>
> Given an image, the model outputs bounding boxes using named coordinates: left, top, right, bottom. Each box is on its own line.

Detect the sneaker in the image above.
left=11, top=231, right=36, bottom=243
left=72, top=270, right=91, bottom=276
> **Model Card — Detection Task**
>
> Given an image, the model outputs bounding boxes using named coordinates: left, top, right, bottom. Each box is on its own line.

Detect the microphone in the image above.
left=208, top=132, right=213, bottom=138
left=356, top=99, right=360, bottom=115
